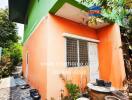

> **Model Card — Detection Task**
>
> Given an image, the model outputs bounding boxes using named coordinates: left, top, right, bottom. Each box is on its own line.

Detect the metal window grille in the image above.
left=66, top=38, right=88, bottom=67
left=66, top=38, right=78, bottom=67
left=79, top=40, right=88, bottom=66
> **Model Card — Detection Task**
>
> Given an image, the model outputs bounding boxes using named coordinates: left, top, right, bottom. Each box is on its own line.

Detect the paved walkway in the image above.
left=0, top=86, right=32, bottom=100
left=0, top=77, right=32, bottom=100
left=0, top=77, right=16, bottom=89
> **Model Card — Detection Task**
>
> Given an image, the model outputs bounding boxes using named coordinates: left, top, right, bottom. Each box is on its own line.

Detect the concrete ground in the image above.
left=0, top=77, right=16, bottom=89
left=0, top=86, right=32, bottom=100
left=0, top=77, right=32, bottom=100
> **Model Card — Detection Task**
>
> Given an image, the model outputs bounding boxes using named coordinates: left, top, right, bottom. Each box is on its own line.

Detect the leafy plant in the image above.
left=0, top=43, right=22, bottom=77
left=0, top=9, right=19, bottom=48
left=65, top=82, right=80, bottom=100
left=10, top=43, right=22, bottom=66
left=80, top=0, right=132, bottom=28
left=0, top=8, right=22, bottom=77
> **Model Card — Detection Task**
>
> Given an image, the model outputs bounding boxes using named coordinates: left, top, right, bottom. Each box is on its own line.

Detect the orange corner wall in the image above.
left=46, top=15, right=98, bottom=99
left=97, top=24, right=126, bottom=89
left=23, top=14, right=126, bottom=100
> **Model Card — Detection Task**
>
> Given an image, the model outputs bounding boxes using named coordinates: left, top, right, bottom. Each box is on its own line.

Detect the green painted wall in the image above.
left=23, top=0, right=88, bottom=43
left=23, top=0, right=57, bottom=43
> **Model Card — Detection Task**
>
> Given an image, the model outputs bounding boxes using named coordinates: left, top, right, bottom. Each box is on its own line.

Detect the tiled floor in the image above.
left=0, top=86, right=32, bottom=100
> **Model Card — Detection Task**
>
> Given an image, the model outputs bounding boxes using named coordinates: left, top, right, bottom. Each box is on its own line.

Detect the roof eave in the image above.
left=8, top=0, right=29, bottom=24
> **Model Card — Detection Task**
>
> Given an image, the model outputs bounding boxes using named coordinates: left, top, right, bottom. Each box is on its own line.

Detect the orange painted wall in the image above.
left=23, top=15, right=97, bottom=99
left=97, top=24, right=126, bottom=89
left=23, top=14, right=126, bottom=100
left=22, top=18, right=48, bottom=99
left=46, top=14, right=97, bottom=99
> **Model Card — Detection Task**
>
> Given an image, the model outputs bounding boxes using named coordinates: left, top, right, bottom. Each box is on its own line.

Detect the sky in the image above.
left=0, top=0, right=24, bottom=41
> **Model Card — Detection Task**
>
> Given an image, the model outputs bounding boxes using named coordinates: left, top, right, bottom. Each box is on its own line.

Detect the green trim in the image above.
left=49, top=0, right=88, bottom=14
left=23, top=0, right=88, bottom=43
left=67, top=0, right=88, bottom=11
left=49, top=0, right=65, bottom=14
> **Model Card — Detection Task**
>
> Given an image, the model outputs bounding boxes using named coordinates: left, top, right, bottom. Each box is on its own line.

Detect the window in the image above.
left=66, top=38, right=88, bottom=67
left=66, top=38, right=78, bottom=67
left=79, top=40, right=88, bottom=66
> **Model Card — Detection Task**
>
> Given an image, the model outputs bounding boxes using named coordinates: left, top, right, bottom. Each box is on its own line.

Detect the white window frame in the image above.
left=63, top=33, right=99, bottom=68
left=63, top=33, right=100, bottom=43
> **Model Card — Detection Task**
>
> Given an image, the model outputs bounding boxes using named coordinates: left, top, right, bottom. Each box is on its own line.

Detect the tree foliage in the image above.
left=10, top=43, right=22, bottom=66
left=0, top=9, right=22, bottom=78
left=80, top=0, right=132, bottom=48
left=81, top=0, right=132, bottom=28
left=0, top=9, right=19, bottom=48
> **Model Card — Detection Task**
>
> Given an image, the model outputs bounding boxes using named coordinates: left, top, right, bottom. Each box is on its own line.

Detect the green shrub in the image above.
left=0, top=43, right=22, bottom=77
left=65, top=82, right=80, bottom=100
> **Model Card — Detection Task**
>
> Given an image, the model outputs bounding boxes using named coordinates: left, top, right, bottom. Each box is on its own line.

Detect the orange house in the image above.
left=9, top=0, right=126, bottom=99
